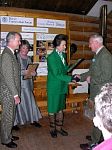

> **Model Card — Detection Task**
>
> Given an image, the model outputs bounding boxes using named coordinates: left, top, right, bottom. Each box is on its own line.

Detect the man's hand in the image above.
left=71, top=74, right=80, bottom=82
left=86, top=76, right=91, bottom=83
left=88, top=99, right=94, bottom=109
left=14, top=96, right=21, bottom=104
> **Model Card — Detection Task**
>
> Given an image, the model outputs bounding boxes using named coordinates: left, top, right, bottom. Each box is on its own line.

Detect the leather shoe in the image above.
left=2, top=141, right=17, bottom=148
left=50, top=130, right=57, bottom=138
left=80, top=143, right=97, bottom=150
left=57, top=128, right=68, bottom=136
left=12, top=136, right=19, bottom=141
left=31, top=122, right=42, bottom=128
left=80, top=143, right=89, bottom=150
left=86, top=135, right=92, bottom=141
left=12, top=125, right=20, bottom=131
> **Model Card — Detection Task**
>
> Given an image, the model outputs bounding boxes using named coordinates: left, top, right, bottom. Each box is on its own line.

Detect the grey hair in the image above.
left=95, top=83, right=112, bottom=132
left=90, top=34, right=103, bottom=44
left=6, top=32, right=22, bottom=44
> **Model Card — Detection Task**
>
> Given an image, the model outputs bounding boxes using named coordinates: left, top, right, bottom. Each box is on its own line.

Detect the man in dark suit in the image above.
left=0, top=32, right=21, bottom=148
left=77, top=34, right=112, bottom=150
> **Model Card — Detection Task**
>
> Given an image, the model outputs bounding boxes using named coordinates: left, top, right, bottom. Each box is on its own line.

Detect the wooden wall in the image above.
left=107, top=17, right=112, bottom=54
left=0, top=7, right=69, bottom=62
left=0, top=7, right=112, bottom=116
left=0, top=7, right=111, bottom=66
left=68, top=14, right=100, bottom=69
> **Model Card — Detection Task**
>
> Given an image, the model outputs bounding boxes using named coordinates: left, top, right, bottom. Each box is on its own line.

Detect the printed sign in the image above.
left=1, top=32, right=34, bottom=39
left=22, top=27, right=48, bottom=33
left=1, top=16, right=34, bottom=26
left=37, top=18, right=66, bottom=28
left=37, top=33, right=57, bottom=41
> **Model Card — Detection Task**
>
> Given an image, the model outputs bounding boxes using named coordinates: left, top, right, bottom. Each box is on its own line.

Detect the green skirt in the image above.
left=47, top=94, right=66, bottom=113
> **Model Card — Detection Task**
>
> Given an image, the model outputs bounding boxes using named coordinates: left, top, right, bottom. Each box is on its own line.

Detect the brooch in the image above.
left=92, top=58, right=95, bottom=62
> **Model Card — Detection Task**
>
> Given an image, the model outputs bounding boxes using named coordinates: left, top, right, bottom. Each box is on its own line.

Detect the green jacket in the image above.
left=81, top=47, right=112, bottom=100
left=47, top=49, right=72, bottom=95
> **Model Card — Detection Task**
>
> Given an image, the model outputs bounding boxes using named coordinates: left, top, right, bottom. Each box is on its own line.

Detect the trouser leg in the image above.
left=1, top=94, right=15, bottom=144
left=49, top=113, right=56, bottom=131
left=55, top=110, right=68, bottom=136
left=91, top=126, right=104, bottom=144
left=48, top=113, right=57, bottom=138
left=56, top=110, right=64, bottom=131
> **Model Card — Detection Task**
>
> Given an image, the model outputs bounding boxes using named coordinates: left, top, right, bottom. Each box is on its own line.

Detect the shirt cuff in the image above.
left=14, top=95, right=18, bottom=98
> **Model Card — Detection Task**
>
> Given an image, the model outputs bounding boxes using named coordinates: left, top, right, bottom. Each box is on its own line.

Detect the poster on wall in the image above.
left=36, top=33, right=56, bottom=76
left=37, top=18, right=66, bottom=28
left=22, top=27, right=48, bottom=33
left=0, top=16, right=34, bottom=26
left=36, top=62, right=48, bottom=76
left=0, top=32, right=34, bottom=55
left=36, top=33, right=56, bottom=62
left=1, top=32, right=34, bottom=40
left=37, top=33, right=57, bottom=41
left=36, top=41, right=47, bottom=62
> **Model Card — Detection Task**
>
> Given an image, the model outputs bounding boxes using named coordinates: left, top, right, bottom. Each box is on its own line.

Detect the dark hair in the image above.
left=52, top=34, right=68, bottom=47
left=20, top=40, right=30, bottom=49
left=70, top=43, right=77, bottom=56
left=6, top=32, right=22, bottom=44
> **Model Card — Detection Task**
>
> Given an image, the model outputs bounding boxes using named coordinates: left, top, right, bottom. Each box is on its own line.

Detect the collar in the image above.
left=56, top=49, right=62, bottom=55
left=7, top=46, right=14, bottom=54
left=96, top=46, right=104, bottom=55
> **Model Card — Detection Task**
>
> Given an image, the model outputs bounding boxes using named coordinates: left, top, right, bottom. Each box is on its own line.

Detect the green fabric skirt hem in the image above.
left=48, top=94, right=66, bottom=113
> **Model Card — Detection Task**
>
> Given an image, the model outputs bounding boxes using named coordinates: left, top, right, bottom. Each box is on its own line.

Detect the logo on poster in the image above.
left=2, top=16, right=8, bottom=23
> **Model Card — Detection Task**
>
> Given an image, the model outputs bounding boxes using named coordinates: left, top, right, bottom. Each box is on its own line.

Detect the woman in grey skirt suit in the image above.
left=14, top=40, right=42, bottom=129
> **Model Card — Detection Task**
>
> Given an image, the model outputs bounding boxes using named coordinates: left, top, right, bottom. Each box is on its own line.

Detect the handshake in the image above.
left=71, top=74, right=80, bottom=82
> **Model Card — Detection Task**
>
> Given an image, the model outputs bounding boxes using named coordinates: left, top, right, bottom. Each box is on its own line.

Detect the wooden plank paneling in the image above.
left=70, top=33, right=89, bottom=42
left=107, top=18, right=112, bottom=26
left=70, top=60, right=92, bottom=69
left=69, top=14, right=99, bottom=24
left=106, top=37, right=112, bottom=43
left=70, top=23, right=99, bottom=32
left=71, top=50, right=93, bottom=60
left=69, top=14, right=100, bottom=68
left=1, top=25, right=21, bottom=32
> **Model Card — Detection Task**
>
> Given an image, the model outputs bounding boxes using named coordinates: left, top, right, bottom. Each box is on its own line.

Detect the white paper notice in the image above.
left=72, top=69, right=89, bottom=93
left=36, top=62, right=48, bottom=76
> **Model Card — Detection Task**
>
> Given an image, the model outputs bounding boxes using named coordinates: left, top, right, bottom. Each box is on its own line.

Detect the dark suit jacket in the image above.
left=0, top=47, right=20, bottom=143
left=0, top=47, right=20, bottom=99
left=80, top=47, right=112, bottom=100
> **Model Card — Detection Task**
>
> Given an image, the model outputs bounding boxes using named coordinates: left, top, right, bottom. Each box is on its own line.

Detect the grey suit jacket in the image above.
left=0, top=47, right=20, bottom=99
left=80, top=47, right=112, bottom=100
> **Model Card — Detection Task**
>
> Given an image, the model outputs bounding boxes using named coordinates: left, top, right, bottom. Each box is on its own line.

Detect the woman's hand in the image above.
left=24, top=69, right=30, bottom=75
left=31, top=70, right=36, bottom=76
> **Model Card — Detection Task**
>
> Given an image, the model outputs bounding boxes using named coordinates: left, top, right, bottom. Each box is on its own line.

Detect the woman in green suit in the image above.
left=47, top=34, right=74, bottom=138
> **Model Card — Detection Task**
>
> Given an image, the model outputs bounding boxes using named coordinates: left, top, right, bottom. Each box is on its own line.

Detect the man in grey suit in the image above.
left=0, top=32, right=21, bottom=148
left=75, top=34, right=112, bottom=150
